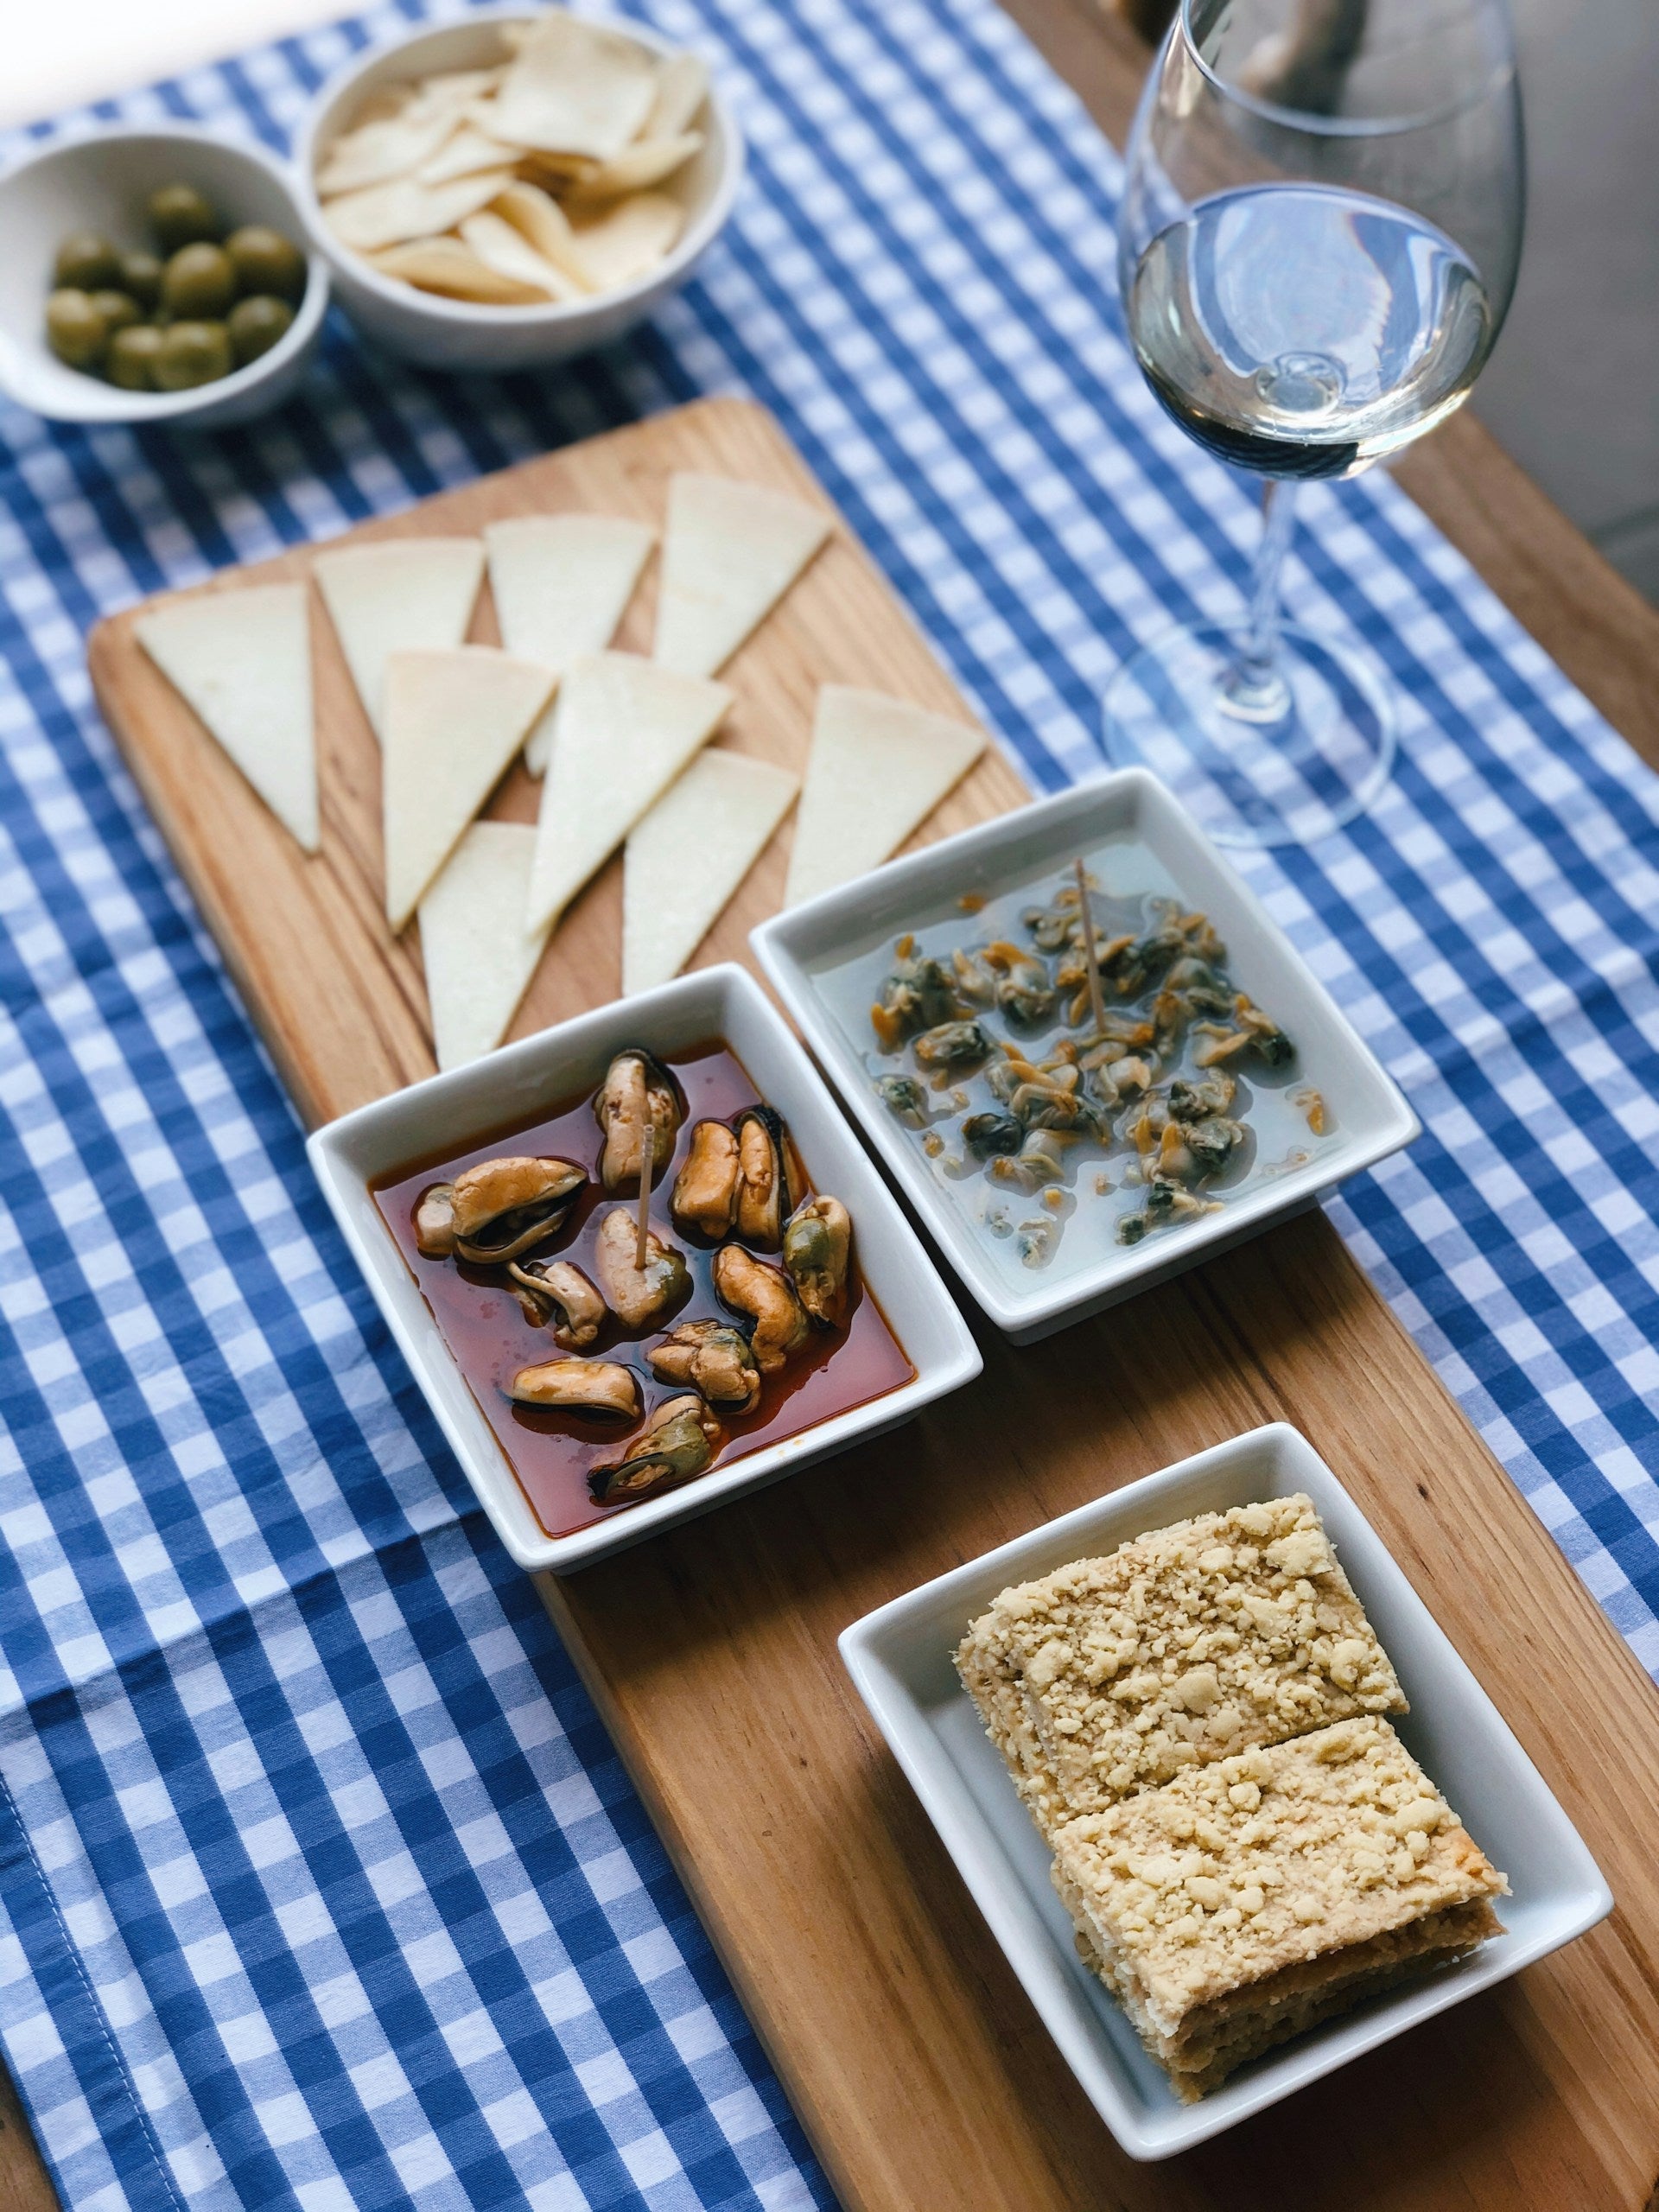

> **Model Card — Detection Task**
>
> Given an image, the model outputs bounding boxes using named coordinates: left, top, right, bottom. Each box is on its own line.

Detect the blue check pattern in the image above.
left=0, top=0, right=1656, bottom=2205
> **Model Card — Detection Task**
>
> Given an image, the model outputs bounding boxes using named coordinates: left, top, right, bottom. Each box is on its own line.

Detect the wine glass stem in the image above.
left=1221, top=480, right=1298, bottom=723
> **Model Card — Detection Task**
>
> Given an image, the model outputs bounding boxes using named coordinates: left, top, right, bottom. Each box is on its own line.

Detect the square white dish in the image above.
left=308, top=964, right=982, bottom=1573
left=839, top=1421, right=1611, bottom=2161
left=752, top=769, right=1420, bottom=1341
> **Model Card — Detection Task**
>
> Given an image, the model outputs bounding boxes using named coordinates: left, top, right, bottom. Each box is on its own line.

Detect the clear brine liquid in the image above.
left=1128, top=183, right=1491, bottom=479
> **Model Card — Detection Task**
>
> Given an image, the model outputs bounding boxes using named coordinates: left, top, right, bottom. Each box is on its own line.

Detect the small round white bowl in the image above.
left=0, top=124, right=329, bottom=429
left=293, top=10, right=745, bottom=372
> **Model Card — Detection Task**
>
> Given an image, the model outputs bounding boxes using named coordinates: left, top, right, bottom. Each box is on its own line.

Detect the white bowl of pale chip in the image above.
left=295, top=8, right=743, bottom=371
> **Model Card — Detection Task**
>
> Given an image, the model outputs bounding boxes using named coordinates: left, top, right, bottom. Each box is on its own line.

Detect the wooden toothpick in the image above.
left=1074, top=857, right=1108, bottom=1040
left=635, top=1102, right=657, bottom=1271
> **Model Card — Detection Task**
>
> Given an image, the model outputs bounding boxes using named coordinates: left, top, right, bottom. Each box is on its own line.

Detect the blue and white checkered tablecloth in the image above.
left=2, top=0, right=1659, bottom=2205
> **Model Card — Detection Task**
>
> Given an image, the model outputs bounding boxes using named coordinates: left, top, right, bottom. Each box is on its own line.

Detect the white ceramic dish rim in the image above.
left=290, top=6, right=746, bottom=330
left=752, top=767, right=1421, bottom=1337
left=307, top=963, right=982, bottom=1573
left=838, top=1420, right=1614, bottom=2159
left=0, top=122, right=329, bottom=425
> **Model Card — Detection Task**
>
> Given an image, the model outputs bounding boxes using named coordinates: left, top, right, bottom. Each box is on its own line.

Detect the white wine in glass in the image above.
left=1104, top=0, right=1525, bottom=846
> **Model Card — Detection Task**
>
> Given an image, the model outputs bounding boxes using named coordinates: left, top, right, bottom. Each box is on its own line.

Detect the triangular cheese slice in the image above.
left=784, top=687, right=987, bottom=908
left=525, top=652, right=732, bottom=933
left=135, top=583, right=318, bottom=853
left=383, top=646, right=555, bottom=932
left=623, top=751, right=799, bottom=995
left=483, top=513, right=656, bottom=772
left=652, top=474, right=832, bottom=677
left=419, top=821, right=549, bottom=1071
left=315, top=538, right=485, bottom=743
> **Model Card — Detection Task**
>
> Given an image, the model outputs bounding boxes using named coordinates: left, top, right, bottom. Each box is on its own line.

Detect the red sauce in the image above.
left=372, top=1039, right=915, bottom=1538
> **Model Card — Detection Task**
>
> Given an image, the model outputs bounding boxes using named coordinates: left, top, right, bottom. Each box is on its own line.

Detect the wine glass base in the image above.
left=1102, top=620, right=1395, bottom=848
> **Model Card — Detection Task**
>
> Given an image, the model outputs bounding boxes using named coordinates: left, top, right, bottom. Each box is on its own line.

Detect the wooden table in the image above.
left=8, top=7, right=1659, bottom=2210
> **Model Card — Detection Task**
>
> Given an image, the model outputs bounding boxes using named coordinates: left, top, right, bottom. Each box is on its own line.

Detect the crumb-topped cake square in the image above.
left=955, top=1494, right=1403, bottom=1834
left=1050, top=1716, right=1508, bottom=2101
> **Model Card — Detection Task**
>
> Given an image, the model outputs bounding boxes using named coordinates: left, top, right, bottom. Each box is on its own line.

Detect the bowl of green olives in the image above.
left=0, top=124, right=327, bottom=427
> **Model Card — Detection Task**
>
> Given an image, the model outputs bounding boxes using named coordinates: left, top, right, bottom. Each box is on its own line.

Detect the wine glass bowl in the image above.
left=1103, top=0, right=1525, bottom=846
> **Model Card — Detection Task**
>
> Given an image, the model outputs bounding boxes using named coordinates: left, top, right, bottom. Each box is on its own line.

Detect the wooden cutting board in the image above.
left=90, top=396, right=1659, bottom=2212
left=86, top=396, right=1027, bottom=1128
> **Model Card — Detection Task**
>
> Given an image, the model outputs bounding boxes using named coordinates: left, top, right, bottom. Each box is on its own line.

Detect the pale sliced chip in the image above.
left=489, top=10, right=661, bottom=158
left=322, top=167, right=518, bottom=252
left=785, top=687, right=987, bottom=907
left=564, top=131, right=702, bottom=204
left=135, top=583, right=318, bottom=854
left=457, top=211, right=581, bottom=302
left=525, top=652, right=731, bottom=932
left=315, top=537, right=485, bottom=743
left=644, top=52, right=709, bottom=141
left=419, top=820, right=549, bottom=1070
left=490, top=181, right=600, bottom=291
left=513, top=147, right=599, bottom=188
left=417, top=121, right=531, bottom=187
left=653, top=474, right=831, bottom=678
left=568, top=191, right=683, bottom=292
left=316, top=105, right=455, bottom=197
left=484, top=514, right=656, bottom=772
left=367, top=237, right=544, bottom=304
left=412, top=67, right=505, bottom=111
left=352, top=85, right=417, bottom=130
left=383, top=646, right=554, bottom=932
left=623, top=750, right=798, bottom=994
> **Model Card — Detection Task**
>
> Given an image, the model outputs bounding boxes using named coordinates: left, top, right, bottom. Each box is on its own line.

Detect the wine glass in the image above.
left=1103, top=0, right=1525, bottom=846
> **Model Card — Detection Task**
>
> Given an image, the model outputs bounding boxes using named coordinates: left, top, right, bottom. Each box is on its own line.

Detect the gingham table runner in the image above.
left=2, top=0, right=1657, bottom=2206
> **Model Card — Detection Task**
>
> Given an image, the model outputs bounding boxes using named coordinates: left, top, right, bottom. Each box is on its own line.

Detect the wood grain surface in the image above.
left=1, top=10, right=1650, bottom=2212
left=87, top=397, right=1028, bottom=1129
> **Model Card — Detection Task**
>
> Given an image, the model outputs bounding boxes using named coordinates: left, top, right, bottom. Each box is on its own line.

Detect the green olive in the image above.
left=227, top=294, right=295, bottom=366
left=105, top=323, right=166, bottom=391
left=89, top=289, right=142, bottom=340
left=148, top=181, right=220, bottom=254
left=225, top=225, right=305, bottom=304
left=161, top=242, right=235, bottom=321
left=45, top=289, right=107, bottom=371
left=152, top=320, right=232, bottom=391
left=54, top=231, right=122, bottom=291
left=118, top=250, right=164, bottom=311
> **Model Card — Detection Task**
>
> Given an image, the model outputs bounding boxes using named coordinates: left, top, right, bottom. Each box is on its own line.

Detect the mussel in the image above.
left=590, top=1393, right=721, bottom=1505
left=507, top=1258, right=607, bottom=1348
left=874, top=1074, right=928, bottom=1127
left=733, top=1106, right=799, bottom=1249
left=593, top=1207, right=690, bottom=1331
left=1144, top=1178, right=1211, bottom=1228
left=988, top=1130, right=1070, bottom=1195
left=671, top=1118, right=741, bottom=1239
left=870, top=944, right=960, bottom=1051
left=913, top=1019, right=993, bottom=1071
left=1183, top=1116, right=1244, bottom=1179
left=1168, top=1071, right=1236, bottom=1123
left=950, top=946, right=998, bottom=1007
left=505, top=1357, right=639, bottom=1419
left=648, top=1320, right=762, bottom=1413
left=713, top=1244, right=810, bottom=1373
left=595, top=1048, right=683, bottom=1191
left=414, top=1185, right=457, bottom=1258
left=1117, top=1163, right=1220, bottom=1246
left=1192, top=1000, right=1294, bottom=1072
left=1021, top=883, right=1086, bottom=953
left=962, top=1110, right=1022, bottom=1158
left=782, top=1196, right=852, bottom=1330
left=985, top=941, right=1056, bottom=1026
left=418, top=1155, right=586, bottom=1265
